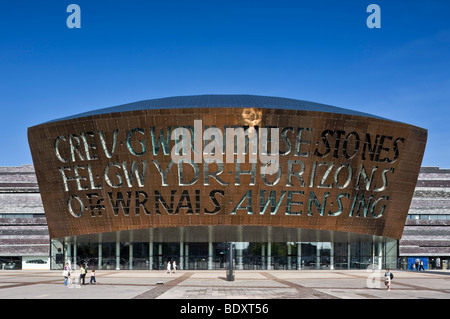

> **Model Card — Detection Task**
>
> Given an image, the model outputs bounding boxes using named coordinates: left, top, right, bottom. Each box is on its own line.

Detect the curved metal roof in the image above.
left=46, top=94, right=392, bottom=123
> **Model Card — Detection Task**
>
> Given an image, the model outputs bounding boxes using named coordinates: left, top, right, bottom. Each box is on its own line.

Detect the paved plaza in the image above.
left=0, top=269, right=450, bottom=300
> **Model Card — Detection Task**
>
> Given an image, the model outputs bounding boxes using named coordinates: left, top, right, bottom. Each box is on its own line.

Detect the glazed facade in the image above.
left=25, top=95, right=427, bottom=270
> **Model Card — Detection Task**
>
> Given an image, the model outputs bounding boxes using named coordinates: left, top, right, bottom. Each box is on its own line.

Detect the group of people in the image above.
left=62, top=262, right=97, bottom=287
left=413, top=258, right=426, bottom=271
left=61, top=260, right=395, bottom=293
left=166, top=260, right=177, bottom=274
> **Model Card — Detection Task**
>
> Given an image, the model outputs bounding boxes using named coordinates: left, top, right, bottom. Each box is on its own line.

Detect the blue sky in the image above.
left=1, top=1, right=449, bottom=167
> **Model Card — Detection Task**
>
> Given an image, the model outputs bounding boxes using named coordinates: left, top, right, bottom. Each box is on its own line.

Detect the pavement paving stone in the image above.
left=0, top=269, right=450, bottom=300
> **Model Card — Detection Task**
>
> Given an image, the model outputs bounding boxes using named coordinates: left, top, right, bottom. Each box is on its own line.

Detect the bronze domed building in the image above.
left=28, top=95, right=427, bottom=270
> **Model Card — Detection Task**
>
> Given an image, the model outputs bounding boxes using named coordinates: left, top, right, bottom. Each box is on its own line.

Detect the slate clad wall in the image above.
left=400, top=167, right=450, bottom=256
left=0, top=165, right=49, bottom=256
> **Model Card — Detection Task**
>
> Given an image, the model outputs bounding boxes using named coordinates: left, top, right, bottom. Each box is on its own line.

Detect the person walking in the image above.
left=63, top=262, right=70, bottom=286
left=90, top=268, right=97, bottom=285
left=172, top=260, right=177, bottom=273
left=166, top=260, right=172, bottom=274
left=67, top=273, right=73, bottom=288
left=384, top=268, right=393, bottom=291
left=80, top=264, right=86, bottom=285
left=419, top=260, right=425, bottom=271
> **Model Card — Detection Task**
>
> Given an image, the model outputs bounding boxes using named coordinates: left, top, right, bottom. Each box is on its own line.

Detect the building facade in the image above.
left=0, top=165, right=49, bottom=270
left=4, top=165, right=450, bottom=270
left=400, top=167, right=450, bottom=270
left=24, top=95, right=428, bottom=270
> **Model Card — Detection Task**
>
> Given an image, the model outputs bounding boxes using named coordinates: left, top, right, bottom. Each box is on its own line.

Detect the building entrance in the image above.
left=52, top=239, right=398, bottom=271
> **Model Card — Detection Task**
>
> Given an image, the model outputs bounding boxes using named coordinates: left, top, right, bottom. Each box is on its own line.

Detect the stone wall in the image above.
left=0, top=165, right=49, bottom=257
left=400, top=167, right=450, bottom=256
